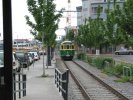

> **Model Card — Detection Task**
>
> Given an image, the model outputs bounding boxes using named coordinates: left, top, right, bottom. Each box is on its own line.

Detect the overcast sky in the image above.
left=0, top=0, right=82, bottom=40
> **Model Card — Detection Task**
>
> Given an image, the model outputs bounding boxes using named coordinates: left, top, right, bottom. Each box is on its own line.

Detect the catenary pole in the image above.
left=2, top=0, right=13, bottom=100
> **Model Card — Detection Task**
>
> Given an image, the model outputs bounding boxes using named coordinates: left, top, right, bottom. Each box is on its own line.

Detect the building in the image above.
left=13, top=39, right=40, bottom=51
left=77, top=0, right=125, bottom=26
left=90, top=0, right=125, bottom=20
left=76, top=6, right=82, bottom=26
left=76, top=0, right=125, bottom=54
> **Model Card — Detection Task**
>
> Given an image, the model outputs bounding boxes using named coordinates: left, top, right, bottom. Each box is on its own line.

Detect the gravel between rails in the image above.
left=74, top=60, right=133, bottom=100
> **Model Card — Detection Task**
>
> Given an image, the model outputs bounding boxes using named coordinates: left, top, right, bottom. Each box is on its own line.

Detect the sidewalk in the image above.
left=19, top=56, right=63, bottom=100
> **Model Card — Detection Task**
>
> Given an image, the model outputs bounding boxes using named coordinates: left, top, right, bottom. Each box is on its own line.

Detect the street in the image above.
left=113, top=55, right=133, bottom=64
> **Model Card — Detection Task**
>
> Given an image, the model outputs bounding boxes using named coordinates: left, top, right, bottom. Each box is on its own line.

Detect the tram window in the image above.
left=61, top=45, right=63, bottom=49
left=72, top=45, right=74, bottom=49
left=67, top=45, right=69, bottom=49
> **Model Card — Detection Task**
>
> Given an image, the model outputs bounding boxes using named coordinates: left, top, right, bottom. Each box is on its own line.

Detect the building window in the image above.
left=92, top=7, right=103, bottom=14
left=92, top=7, right=98, bottom=13
left=83, top=8, right=88, bottom=11
left=104, top=8, right=113, bottom=13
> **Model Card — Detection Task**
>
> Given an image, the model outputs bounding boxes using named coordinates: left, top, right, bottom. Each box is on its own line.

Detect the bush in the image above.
left=103, top=66, right=114, bottom=75
left=114, top=64, right=124, bottom=76
left=103, top=57, right=114, bottom=67
left=77, top=53, right=86, bottom=60
left=86, top=56, right=93, bottom=64
left=92, top=57, right=104, bottom=69
left=92, top=57, right=114, bottom=69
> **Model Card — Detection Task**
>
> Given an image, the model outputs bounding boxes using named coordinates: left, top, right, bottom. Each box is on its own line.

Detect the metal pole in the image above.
left=3, top=0, right=13, bottom=100
left=18, top=74, right=21, bottom=98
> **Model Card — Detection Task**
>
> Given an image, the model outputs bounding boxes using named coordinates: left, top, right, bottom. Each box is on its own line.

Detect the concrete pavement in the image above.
left=18, top=55, right=63, bottom=100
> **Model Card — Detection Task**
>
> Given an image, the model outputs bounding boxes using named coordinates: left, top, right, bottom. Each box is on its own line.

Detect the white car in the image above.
left=29, top=51, right=40, bottom=61
left=115, top=49, right=133, bottom=55
left=0, top=51, right=21, bottom=72
left=13, top=52, right=21, bottom=72
left=28, top=53, right=34, bottom=64
left=39, top=50, right=46, bottom=55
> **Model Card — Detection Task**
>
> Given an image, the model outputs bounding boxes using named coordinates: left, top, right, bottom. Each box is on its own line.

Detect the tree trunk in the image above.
left=51, top=48, right=54, bottom=60
left=47, top=46, right=51, bottom=66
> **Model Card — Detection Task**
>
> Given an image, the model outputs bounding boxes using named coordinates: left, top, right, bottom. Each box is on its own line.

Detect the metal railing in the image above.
left=13, top=71, right=26, bottom=100
left=55, top=68, right=69, bottom=100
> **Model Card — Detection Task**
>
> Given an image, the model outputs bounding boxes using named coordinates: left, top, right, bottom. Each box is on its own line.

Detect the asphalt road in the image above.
left=113, top=54, right=133, bottom=64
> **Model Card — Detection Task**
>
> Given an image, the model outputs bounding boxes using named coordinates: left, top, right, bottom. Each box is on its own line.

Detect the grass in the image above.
left=114, top=76, right=131, bottom=83
left=102, top=67, right=115, bottom=76
left=77, top=54, right=133, bottom=83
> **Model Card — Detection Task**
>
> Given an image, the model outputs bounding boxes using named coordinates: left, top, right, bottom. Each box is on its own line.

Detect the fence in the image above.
left=55, top=68, right=69, bottom=100
left=13, top=71, right=27, bottom=100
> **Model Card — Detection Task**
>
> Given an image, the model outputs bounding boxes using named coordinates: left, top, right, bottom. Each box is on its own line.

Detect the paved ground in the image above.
left=18, top=55, right=63, bottom=100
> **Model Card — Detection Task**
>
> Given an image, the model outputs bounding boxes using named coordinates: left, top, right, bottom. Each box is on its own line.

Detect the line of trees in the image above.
left=72, top=0, right=133, bottom=54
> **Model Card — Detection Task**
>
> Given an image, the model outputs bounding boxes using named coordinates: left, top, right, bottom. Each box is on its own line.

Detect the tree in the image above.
left=66, top=29, right=75, bottom=41
left=104, top=0, right=127, bottom=52
left=119, top=0, right=133, bottom=36
left=89, top=5, right=105, bottom=54
left=25, top=0, right=62, bottom=68
left=25, top=0, right=62, bottom=76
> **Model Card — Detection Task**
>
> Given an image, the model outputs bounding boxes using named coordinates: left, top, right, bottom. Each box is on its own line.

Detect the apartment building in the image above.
left=91, top=0, right=125, bottom=20
left=77, top=0, right=125, bottom=26
left=76, top=6, right=82, bottom=26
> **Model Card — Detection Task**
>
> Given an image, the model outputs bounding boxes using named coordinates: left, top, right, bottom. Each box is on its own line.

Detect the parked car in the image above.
left=13, top=52, right=21, bottom=72
left=28, top=52, right=34, bottom=64
left=0, top=51, right=21, bottom=72
left=115, top=49, right=133, bottom=55
left=29, top=51, right=40, bottom=61
left=15, top=51, right=30, bottom=68
left=39, top=50, right=46, bottom=55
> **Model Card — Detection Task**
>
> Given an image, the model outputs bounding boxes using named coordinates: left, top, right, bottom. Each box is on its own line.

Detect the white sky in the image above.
left=0, top=0, right=82, bottom=40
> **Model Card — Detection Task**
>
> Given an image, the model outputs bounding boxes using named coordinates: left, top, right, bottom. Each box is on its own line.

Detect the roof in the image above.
left=61, top=41, right=73, bottom=45
left=14, top=39, right=30, bottom=42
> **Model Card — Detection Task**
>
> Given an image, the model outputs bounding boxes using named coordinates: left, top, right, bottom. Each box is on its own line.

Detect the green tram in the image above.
left=59, top=41, right=75, bottom=60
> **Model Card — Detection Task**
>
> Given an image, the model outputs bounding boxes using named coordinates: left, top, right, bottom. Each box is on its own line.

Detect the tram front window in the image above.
left=67, top=45, right=69, bottom=49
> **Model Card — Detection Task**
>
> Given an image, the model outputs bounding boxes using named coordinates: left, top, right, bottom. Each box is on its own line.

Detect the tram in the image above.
left=59, top=40, right=75, bottom=60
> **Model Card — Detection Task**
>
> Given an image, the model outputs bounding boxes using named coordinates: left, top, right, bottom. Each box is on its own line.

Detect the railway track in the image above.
left=56, top=58, right=86, bottom=100
left=63, top=60, right=129, bottom=100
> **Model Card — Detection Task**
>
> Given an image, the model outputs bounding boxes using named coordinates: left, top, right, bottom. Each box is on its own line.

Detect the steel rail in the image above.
left=73, top=60, right=129, bottom=100
left=63, top=61, right=92, bottom=100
